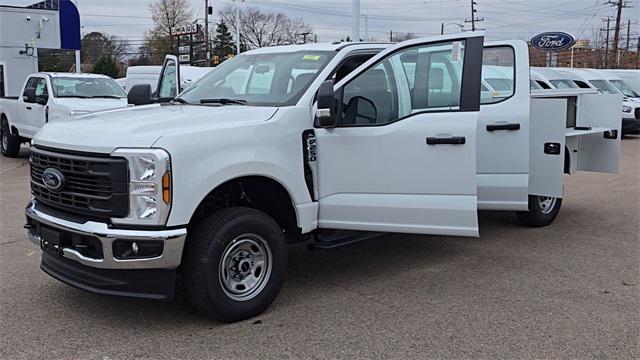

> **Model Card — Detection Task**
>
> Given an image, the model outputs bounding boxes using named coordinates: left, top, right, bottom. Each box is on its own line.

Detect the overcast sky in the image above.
left=3, top=0, right=640, bottom=47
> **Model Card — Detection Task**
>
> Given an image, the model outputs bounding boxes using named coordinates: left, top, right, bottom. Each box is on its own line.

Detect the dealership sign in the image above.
left=172, top=24, right=200, bottom=36
left=530, top=32, right=576, bottom=51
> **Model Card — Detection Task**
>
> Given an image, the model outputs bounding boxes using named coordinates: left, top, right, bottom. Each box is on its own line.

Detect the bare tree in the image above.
left=391, top=32, right=417, bottom=43
left=81, top=32, right=129, bottom=64
left=142, top=0, right=194, bottom=63
left=219, top=5, right=312, bottom=50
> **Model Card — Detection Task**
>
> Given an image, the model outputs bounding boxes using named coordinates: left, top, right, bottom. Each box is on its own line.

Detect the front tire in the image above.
left=183, top=207, right=287, bottom=322
left=516, top=195, right=562, bottom=227
left=1, top=119, right=21, bottom=158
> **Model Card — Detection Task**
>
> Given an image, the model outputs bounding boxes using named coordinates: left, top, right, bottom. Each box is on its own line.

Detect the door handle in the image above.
left=426, top=136, right=466, bottom=145
left=486, top=123, right=520, bottom=131
left=26, top=106, right=32, bottom=110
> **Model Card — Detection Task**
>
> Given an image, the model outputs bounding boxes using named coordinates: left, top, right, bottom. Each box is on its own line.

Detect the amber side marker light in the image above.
left=162, top=172, right=171, bottom=204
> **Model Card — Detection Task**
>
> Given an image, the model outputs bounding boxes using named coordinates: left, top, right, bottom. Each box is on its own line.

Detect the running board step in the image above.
left=308, top=230, right=386, bottom=251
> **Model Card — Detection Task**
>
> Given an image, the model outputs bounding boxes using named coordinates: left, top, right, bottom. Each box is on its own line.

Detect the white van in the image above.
left=606, top=70, right=640, bottom=95
left=531, top=67, right=579, bottom=90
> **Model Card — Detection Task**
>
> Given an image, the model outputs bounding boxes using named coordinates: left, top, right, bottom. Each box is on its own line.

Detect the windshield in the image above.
left=609, top=79, right=639, bottom=97
left=51, top=77, right=127, bottom=98
left=177, top=51, right=335, bottom=106
left=589, top=80, right=620, bottom=95
left=550, top=79, right=578, bottom=89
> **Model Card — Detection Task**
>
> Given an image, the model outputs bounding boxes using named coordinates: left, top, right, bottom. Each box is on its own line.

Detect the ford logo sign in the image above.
left=41, top=168, right=65, bottom=192
left=531, top=32, right=576, bottom=51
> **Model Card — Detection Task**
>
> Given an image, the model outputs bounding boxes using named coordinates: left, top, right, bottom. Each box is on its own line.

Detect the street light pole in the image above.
left=352, top=0, right=360, bottom=41
left=440, top=22, right=465, bottom=35
left=74, top=0, right=81, bottom=72
left=234, top=0, right=244, bottom=54
left=362, top=14, right=368, bottom=41
left=205, top=0, right=210, bottom=65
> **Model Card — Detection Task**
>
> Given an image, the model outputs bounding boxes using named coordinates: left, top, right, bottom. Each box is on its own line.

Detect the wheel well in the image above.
left=1, top=114, right=18, bottom=135
left=189, top=176, right=301, bottom=242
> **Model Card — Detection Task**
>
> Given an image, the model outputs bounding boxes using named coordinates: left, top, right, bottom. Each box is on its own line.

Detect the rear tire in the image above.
left=183, top=207, right=287, bottom=322
left=516, top=195, right=562, bottom=227
left=1, top=118, right=21, bottom=158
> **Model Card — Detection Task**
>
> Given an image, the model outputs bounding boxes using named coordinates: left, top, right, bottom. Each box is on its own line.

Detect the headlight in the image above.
left=69, top=110, right=91, bottom=116
left=110, top=148, right=172, bottom=226
left=622, top=105, right=632, bottom=113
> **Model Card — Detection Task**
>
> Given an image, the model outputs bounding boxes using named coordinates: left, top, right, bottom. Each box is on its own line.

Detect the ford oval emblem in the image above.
left=41, top=168, right=65, bottom=192
left=531, top=32, right=576, bottom=51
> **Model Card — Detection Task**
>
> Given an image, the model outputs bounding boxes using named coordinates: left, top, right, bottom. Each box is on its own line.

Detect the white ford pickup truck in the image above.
left=0, top=73, right=128, bottom=157
left=24, top=33, right=621, bottom=322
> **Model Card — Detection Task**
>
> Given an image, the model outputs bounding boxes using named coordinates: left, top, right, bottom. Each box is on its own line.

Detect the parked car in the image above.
left=555, top=68, right=640, bottom=135
left=0, top=73, right=128, bottom=157
left=25, top=35, right=621, bottom=322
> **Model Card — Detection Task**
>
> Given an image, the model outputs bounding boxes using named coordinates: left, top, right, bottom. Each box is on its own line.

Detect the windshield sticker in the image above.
left=451, top=42, right=462, bottom=62
left=303, top=55, right=321, bottom=61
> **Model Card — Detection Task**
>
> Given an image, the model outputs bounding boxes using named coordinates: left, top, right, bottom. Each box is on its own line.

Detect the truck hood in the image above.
left=34, top=104, right=279, bottom=153
left=56, top=97, right=129, bottom=113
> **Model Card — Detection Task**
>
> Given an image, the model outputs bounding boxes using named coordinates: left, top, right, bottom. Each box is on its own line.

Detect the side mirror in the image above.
left=35, top=95, right=48, bottom=105
left=345, top=96, right=377, bottom=125
left=23, top=87, right=36, bottom=103
left=315, top=80, right=337, bottom=128
left=128, top=84, right=153, bottom=105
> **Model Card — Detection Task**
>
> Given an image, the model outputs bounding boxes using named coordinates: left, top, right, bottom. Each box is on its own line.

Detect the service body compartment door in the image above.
left=315, top=34, right=485, bottom=237
left=529, top=98, right=566, bottom=198
left=575, top=94, right=621, bottom=173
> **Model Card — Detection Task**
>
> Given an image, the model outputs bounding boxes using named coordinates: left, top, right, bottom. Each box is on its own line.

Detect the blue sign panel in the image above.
left=59, top=0, right=80, bottom=50
left=530, top=32, right=576, bottom=51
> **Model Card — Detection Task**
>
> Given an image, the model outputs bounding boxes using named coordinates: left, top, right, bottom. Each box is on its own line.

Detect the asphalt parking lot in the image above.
left=1, top=138, right=638, bottom=360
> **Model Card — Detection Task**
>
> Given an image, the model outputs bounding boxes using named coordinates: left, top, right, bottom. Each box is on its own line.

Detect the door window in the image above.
left=34, top=78, right=48, bottom=97
left=22, top=77, right=37, bottom=100
left=158, top=60, right=178, bottom=98
left=340, top=40, right=467, bottom=126
left=480, top=46, right=515, bottom=104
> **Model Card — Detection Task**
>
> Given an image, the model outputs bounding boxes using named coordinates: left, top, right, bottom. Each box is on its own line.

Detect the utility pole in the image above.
left=390, top=30, right=393, bottom=42
left=625, top=19, right=631, bottom=51
left=465, top=0, right=484, bottom=31
left=606, top=0, right=629, bottom=68
left=204, top=0, right=210, bottom=66
left=352, top=0, right=361, bottom=41
left=602, top=17, right=611, bottom=68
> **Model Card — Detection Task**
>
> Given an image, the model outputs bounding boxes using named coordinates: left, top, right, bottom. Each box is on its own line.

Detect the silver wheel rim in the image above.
left=1, top=128, right=7, bottom=151
left=537, top=196, right=557, bottom=214
left=219, top=234, right=272, bottom=302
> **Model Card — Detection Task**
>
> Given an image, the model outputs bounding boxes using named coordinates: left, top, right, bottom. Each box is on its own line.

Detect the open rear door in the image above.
left=529, top=98, right=566, bottom=198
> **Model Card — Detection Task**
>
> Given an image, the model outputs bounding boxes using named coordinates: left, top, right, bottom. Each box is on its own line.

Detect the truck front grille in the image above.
left=30, top=147, right=129, bottom=219
left=635, top=108, right=640, bottom=120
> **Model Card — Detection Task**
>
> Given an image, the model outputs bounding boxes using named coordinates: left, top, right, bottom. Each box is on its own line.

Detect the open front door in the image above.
left=155, top=55, right=181, bottom=101
left=314, top=34, right=484, bottom=237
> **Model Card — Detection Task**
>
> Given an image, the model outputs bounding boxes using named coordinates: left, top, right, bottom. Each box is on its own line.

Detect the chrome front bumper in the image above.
left=25, top=202, right=187, bottom=270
